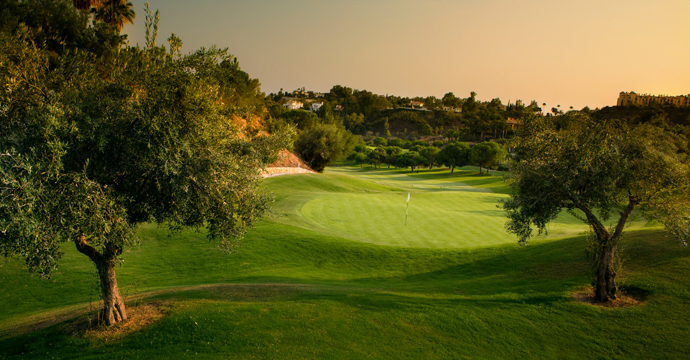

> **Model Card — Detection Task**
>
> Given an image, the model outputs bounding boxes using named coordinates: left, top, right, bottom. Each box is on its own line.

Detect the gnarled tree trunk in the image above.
left=580, top=196, right=637, bottom=302
left=595, top=244, right=617, bottom=302
left=95, top=255, right=127, bottom=325
left=75, top=234, right=127, bottom=325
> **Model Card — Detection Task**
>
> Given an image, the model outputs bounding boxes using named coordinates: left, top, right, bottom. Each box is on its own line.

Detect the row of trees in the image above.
left=265, top=87, right=539, bottom=171
left=349, top=141, right=507, bottom=174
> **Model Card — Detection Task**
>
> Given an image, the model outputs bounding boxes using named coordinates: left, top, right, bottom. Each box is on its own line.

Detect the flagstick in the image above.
left=405, top=192, right=410, bottom=226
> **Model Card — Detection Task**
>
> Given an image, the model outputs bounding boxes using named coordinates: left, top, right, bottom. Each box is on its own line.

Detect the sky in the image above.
left=124, top=0, right=690, bottom=110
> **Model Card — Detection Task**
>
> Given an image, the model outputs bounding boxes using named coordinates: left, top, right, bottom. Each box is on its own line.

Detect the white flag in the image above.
left=407, top=193, right=410, bottom=203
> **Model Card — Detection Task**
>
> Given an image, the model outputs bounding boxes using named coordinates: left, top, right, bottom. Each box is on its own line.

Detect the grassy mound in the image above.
left=0, top=166, right=688, bottom=359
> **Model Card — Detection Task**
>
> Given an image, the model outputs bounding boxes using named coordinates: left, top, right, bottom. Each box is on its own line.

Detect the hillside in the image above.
left=593, top=106, right=690, bottom=127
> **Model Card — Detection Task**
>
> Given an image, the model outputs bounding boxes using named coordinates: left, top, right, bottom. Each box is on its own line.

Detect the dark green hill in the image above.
left=593, top=106, right=690, bottom=127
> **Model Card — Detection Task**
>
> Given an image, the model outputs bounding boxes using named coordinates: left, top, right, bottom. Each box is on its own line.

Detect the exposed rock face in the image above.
left=263, top=149, right=315, bottom=177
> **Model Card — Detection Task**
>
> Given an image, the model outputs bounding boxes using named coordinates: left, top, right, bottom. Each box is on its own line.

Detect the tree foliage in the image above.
left=0, top=28, right=287, bottom=325
left=294, top=124, right=356, bottom=172
left=438, top=141, right=470, bottom=174
left=503, top=114, right=690, bottom=301
left=92, top=0, right=136, bottom=32
left=419, top=146, right=440, bottom=169
left=0, top=0, right=122, bottom=57
left=470, top=141, right=507, bottom=174
left=396, top=151, right=426, bottom=172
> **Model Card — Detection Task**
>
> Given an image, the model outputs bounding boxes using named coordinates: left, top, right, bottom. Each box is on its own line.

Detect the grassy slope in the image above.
left=0, top=166, right=688, bottom=359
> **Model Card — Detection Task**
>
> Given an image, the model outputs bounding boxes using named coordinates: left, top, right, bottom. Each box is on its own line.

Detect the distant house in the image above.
left=442, top=105, right=461, bottom=113
left=334, top=105, right=344, bottom=111
left=410, top=100, right=425, bottom=109
left=283, top=100, right=303, bottom=110
left=292, top=89, right=308, bottom=97
left=310, top=102, right=323, bottom=112
left=506, top=117, right=521, bottom=130
left=617, top=91, right=690, bottom=107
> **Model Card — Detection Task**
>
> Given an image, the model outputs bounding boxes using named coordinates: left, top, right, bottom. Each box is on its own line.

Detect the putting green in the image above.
left=269, top=167, right=649, bottom=249
left=299, top=191, right=619, bottom=248
left=300, top=190, right=513, bottom=248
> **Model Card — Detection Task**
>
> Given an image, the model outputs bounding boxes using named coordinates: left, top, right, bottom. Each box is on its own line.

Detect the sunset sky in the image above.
left=124, top=0, right=690, bottom=110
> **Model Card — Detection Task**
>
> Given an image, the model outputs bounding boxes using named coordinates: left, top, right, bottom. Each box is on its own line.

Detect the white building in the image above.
left=310, top=102, right=323, bottom=112
left=283, top=100, right=304, bottom=110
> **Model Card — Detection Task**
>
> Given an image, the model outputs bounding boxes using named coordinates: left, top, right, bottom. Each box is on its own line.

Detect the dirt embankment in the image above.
left=263, top=150, right=315, bottom=177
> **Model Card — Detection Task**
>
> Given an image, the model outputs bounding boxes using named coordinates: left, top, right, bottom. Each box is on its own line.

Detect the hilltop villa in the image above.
left=617, top=91, right=690, bottom=107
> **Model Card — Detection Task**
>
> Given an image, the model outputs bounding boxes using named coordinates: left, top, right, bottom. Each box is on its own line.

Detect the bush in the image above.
left=372, top=137, right=388, bottom=146
left=409, top=145, right=428, bottom=153
left=354, top=144, right=368, bottom=153
left=295, top=124, right=357, bottom=172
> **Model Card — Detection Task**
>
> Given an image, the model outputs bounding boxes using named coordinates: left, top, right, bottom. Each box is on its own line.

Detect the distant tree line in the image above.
left=347, top=138, right=507, bottom=174
left=266, top=86, right=545, bottom=142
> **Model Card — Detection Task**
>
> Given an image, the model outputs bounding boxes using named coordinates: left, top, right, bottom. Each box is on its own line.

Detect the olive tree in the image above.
left=438, top=141, right=470, bottom=174
left=0, top=31, right=286, bottom=325
left=470, top=141, right=506, bottom=174
left=383, top=146, right=402, bottom=168
left=366, top=147, right=386, bottom=169
left=294, top=123, right=356, bottom=172
left=419, top=146, right=440, bottom=169
left=396, top=151, right=426, bottom=172
left=503, top=115, right=690, bottom=302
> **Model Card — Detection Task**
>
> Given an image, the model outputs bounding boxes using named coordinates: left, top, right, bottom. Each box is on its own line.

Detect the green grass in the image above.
left=0, top=165, right=688, bottom=359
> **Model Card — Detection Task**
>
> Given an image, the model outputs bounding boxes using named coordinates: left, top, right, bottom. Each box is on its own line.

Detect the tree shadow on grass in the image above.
left=141, top=282, right=571, bottom=316
left=147, top=235, right=593, bottom=310
left=1, top=229, right=686, bottom=349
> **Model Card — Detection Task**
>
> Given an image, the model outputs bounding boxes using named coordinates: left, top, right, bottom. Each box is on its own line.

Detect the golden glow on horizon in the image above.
left=125, top=0, right=690, bottom=109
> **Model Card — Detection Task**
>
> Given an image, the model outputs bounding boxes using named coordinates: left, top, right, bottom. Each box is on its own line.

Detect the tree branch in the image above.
left=577, top=202, right=610, bottom=243
left=612, top=195, right=638, bottom=244
left=74, top=233, right=103, bottom=263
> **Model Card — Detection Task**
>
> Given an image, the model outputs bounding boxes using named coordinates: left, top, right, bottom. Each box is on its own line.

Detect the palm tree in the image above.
left=93, top=0, right=136, bottom=32
left=73, top=0, right=103, bottom=11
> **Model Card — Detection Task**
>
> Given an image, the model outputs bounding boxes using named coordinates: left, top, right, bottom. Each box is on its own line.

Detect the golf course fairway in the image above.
left=0, top=165, right=686, bottom=360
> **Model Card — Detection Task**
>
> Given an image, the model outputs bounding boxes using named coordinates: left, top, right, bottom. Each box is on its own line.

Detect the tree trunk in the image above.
left=96, top=257, right=127, bottom=325
left=579, top=196, right=637, bottom=303
left=75, top=235, right=128, bottom=326
left=595, top=244, right=617, bottom=301
left=450, top=165, right=455, bottom=174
